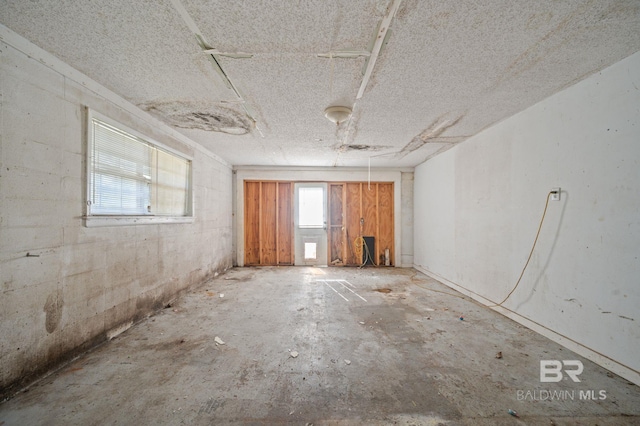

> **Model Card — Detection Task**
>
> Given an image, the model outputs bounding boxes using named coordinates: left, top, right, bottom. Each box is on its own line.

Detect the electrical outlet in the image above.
left=551, top=188, right=561, bottom=201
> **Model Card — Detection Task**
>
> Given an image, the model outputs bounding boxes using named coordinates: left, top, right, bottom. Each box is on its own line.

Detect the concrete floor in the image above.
left=1, top=267, right=639, bottom=425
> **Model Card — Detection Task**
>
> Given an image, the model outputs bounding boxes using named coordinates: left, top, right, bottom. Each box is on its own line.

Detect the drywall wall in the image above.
left=0, top=31, right=233, bottom=396
left=414, top=51, right=640, bottom=384
left=233, top=168, right=411, bottom=267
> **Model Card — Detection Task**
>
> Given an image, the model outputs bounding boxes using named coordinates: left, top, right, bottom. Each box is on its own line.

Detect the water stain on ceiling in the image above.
left=142, top=101, right=253, bottom=135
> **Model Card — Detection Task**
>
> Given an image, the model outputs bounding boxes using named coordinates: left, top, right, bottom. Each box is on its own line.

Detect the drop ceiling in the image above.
left=1, top=1, right=639, bottom=167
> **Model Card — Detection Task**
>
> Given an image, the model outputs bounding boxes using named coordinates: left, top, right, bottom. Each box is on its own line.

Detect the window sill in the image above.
left=83, top=215, right=194, bottom=228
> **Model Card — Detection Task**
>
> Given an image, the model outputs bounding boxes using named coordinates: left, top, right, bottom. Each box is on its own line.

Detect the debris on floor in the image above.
left=219, top=294, right=224, bottom=298
left=459, top=316, right=464, bottom=321
left=495, top=351, right=503, bottom=359
left=508, top=409, right=519, bottom=417
left=374, top=288, right=392, bottom=293
left=214, top=336, right=225, bottom=345
left=344, top=359, right=351, bottom=365
left=290, top=351, right=299, bottom=358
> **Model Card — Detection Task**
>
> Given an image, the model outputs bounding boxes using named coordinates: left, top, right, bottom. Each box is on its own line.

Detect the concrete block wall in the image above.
left=400, top=172, right=414, bottom=267
left=0, top=37, right=233, bottom=397
left=413, top=51, right=640, bottom=384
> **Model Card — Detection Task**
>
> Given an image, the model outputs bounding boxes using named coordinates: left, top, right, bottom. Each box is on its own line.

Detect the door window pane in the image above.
left=298, top=187, right=324, bottom=228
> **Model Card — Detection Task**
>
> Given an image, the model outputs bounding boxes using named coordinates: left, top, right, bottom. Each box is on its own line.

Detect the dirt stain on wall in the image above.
left=44, top=290, right=63, bottom=333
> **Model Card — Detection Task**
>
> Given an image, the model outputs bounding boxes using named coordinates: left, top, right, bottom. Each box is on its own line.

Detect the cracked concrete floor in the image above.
left=1, top=267, right=639, bottom=425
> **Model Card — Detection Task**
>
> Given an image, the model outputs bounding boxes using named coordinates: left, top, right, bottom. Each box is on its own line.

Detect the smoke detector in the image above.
left=324, top=106, right=352, bottom=125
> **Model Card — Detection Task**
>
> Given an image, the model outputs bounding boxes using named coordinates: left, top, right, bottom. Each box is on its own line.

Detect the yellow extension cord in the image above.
left=412, top=191, right=555, bottom=308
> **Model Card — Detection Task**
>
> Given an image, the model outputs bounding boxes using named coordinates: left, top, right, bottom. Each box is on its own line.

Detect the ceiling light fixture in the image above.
left=324, top=106, right=352, bottom=125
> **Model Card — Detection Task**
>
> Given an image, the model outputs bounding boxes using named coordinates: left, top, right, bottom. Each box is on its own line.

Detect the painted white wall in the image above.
left=414, top=51, right=640, bottom=384
left=234, top=168, right=410, bottom=267
left=0, top=31, right=233, bottom=393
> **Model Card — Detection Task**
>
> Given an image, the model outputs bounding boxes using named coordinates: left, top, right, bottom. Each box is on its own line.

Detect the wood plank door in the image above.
left=244, top=181, right=293, bottom=266
left=340, top=182, right=395, bottom=266
left=328, top=183, right=346, bottom=265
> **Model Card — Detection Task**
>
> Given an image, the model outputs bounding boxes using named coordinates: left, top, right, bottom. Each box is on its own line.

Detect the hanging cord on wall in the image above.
left=487, top=191, right=554, bottom=308
left=353, top=236, right=375, bottom=268
left=409, top=191, right=556, bottom=308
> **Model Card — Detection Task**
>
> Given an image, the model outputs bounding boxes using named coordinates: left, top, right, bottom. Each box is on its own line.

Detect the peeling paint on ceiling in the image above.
left=396, top=114, right=464, bottom=159
left=334, top=143, right=392, bottom=152
left=143, top=101, right=253, bottom=135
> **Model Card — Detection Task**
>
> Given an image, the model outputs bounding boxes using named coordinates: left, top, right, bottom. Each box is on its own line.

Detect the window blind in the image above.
left=89, top=118, right=191, bottom=217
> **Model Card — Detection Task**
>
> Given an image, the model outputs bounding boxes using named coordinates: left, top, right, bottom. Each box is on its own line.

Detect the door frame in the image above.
left=293, top=182, right=328, bottom=266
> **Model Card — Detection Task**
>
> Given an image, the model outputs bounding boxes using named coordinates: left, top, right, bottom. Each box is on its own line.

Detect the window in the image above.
left=86, top=110, right=192, bottom=226
left=298, top=187, right=324, bottom=228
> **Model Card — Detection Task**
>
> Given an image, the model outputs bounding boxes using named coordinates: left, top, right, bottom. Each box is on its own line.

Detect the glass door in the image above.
left=294, top=183, right=328, bottom=266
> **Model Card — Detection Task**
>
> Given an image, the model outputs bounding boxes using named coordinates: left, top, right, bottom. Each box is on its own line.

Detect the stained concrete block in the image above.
left=134, top=239, right=160, bottom=277
left=1, top=44, right=234, bottom=396
left=61, top=242, right=107, bottom=277
left=0, top=251, right=62, bottom=292
left=62, top=151, right=83, bottom=181
left=3, top=138, right=63, bottom=176
left=1, top=198, right=63, bottom=228
left=0, top=225, right=64, bottom=255
left=58, top=314, right=106, bottom=355
left=104, top=241, right=137, bottom=286
left=2, top=166, right=62, bottom=202
left=61, top=269, right=106, bottom=326
left=0, top=280, right=61, bottom=382
left=1, top=44, right=66, bottom=100
left=401, top=172, right=414, bottom=266
left=2, top=94, right=66, bottom=148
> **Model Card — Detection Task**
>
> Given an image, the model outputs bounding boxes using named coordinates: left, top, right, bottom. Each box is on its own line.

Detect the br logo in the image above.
left=540, top=360, right=584, bottom=382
